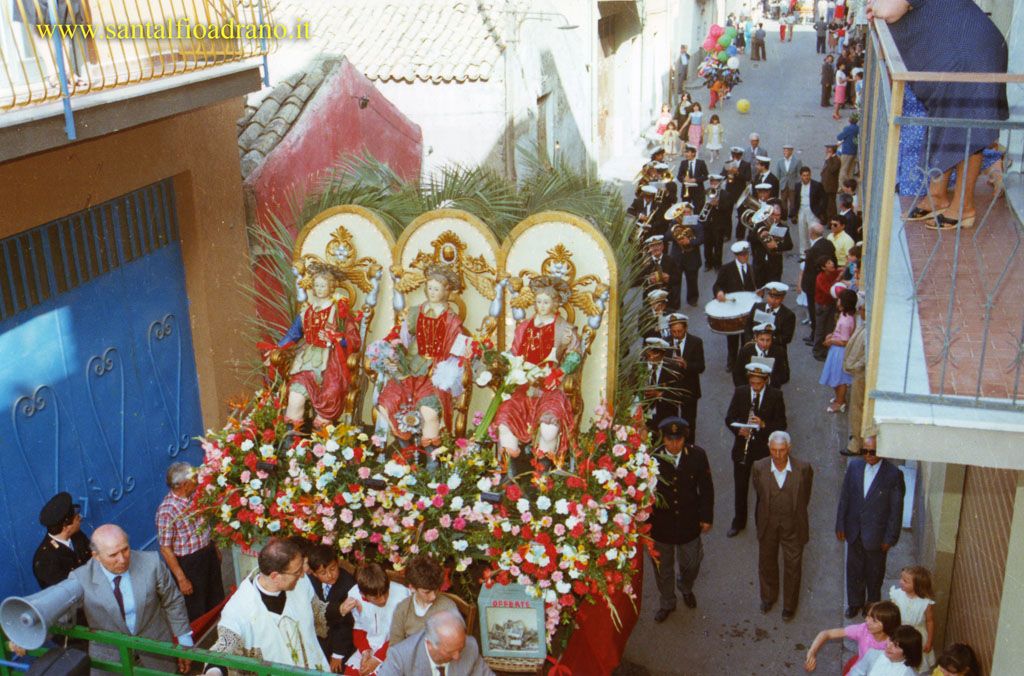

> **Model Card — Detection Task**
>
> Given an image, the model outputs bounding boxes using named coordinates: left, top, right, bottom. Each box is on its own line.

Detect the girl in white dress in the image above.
left=704, top=114, right=724, bottom=164
left=889, top=566, right=936, bottom=673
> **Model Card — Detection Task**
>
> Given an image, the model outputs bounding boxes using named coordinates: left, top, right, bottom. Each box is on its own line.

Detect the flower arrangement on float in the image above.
left=193, top=387, right=658, bottom=647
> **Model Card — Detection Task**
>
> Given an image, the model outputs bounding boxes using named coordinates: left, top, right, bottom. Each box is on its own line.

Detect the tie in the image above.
left=739, top=265, right=746, bottom=284
left=690, top=161, right=695, bottom=175
left=438, top=667, right=446, bottom=676
left=113, top=575, right=126, bottom=620
left=751, top=392, right=760, bottom=414
left=323, top=583, right=331, bottom=599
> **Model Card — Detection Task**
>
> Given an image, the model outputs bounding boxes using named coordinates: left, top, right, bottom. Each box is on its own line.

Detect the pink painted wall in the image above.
left=247, top=58, right=423, bottom=232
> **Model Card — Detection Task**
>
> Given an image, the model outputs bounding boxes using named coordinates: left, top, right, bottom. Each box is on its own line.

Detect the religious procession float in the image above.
left=192, top=157, right=658, bottom=673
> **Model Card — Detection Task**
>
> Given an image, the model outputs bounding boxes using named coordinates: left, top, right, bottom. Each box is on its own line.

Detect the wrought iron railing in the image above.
left=1, top=1, right=275, bottom=135
left=861, top=18, right=1024, bottom=426
left=0, top=624, right=324, bottom=675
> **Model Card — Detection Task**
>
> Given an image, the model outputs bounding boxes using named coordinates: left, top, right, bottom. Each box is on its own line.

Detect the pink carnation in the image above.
left=358, top=467, right=371, bottom=479
left=453, top=517, right=467, bottom=531
left=439, top=514, right=452, bottom=528
left=423, top=528, right=440, bottom=543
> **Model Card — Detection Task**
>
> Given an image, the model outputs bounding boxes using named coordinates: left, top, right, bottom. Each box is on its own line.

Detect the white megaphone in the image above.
left=1, top=579, right=83, bottom=650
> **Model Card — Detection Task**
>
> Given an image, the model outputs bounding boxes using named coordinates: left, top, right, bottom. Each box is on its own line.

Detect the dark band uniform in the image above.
left=725, top=381, right=787, bottom=532
left=743, top=300, right=797, bottom=349
left=32, top=492, right=91, bottom=589
left=732, top=340, right=791, bottom=388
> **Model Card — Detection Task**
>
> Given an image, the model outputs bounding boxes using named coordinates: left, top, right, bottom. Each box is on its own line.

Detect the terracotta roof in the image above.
left=237, top=56, right=341, bottom=179
left=270, top=0, right=505, bottom=84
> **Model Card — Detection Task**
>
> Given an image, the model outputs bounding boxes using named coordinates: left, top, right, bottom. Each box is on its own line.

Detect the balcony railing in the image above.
left=861, top=19, right=1024, bottom=432
left=1, top=0, right=274, bottom=135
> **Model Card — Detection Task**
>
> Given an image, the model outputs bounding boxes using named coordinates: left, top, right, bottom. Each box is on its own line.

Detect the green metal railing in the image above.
left=1, top=625, right=324, bottom=675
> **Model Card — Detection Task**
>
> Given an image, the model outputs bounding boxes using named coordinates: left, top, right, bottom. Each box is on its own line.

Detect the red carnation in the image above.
left=261, top=428, right=276, bottom=443
left=505, top=483, right=522, bottom=501
left=573, top=581, right=588, bottom=595
left=559, top=594, right=575, bottom=607
left=436, top=484, right=450, bottom=496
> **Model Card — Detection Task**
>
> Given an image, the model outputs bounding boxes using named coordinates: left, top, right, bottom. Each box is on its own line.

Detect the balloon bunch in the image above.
left=696, top=24, right=743, bottom=93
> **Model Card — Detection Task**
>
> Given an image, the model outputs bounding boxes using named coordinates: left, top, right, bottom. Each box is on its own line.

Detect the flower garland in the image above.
left=194, top=390, right=658, bottom=647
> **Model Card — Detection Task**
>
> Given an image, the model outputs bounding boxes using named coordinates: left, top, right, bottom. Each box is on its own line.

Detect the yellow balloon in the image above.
left=737, top=99, right=751, bottom=114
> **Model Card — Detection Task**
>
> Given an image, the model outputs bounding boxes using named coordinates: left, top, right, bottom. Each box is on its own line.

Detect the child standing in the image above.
left=655, top=103, right=673, bottom=135
left=704, top=114, right=724, bottom=164
left=820, top=288, right=856, bottom=412
left=889, top=566, right=936, bottom=673
left=686, top=102, right=704, bottom=151
left=662, top=120, right=682, bottom=157
left=833, top=64, right=848, bottom=120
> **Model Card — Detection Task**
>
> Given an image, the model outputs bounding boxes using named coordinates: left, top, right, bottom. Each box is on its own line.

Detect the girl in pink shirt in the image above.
left=805, top=601, right=902, bottom=674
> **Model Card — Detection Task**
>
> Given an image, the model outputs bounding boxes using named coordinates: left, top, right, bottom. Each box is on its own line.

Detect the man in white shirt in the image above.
left=777, top=144, right=803, bottom=222
left=675, top=44, right=690, bottom=94
left=752, top=432, right=813, bottom=622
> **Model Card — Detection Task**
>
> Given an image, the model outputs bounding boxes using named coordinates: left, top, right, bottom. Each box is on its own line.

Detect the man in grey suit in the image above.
left=776, top=144, right=804, bottom=222
left=836, top=436, right=905, bottom=618
left=378, top=610, right=494, bottom=676
left=37, top=524, right=193, bottom=674
left=752, top=432, right=813, bottom=623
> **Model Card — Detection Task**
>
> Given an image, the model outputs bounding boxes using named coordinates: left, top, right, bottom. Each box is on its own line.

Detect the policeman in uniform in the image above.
left=649, top=417, right=714, bottom=622
left=32, top=491, right=91, bottom=589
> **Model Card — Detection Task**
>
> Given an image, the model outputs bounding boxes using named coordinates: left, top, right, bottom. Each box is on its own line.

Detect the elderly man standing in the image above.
left=156, top=462, right=224, bottom=622
left=777, top=144, right=803, bottom=222
left=378, top=610, right=493, bottom=676
left=836, top=436, right=905, bottom=618
left=821, top=143, right=841, bottom=221
left=14, top=525, right=194, bottom=674
left=752, top=432, right=813, bottom=622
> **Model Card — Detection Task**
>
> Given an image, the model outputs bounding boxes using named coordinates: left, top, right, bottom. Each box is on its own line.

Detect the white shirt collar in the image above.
left=770, top=459, right=792, bottom=489
left=863, top=461, right=882, bottom=496
left=49, top=534, right=72, bottom=548
left=254, top=576, right=282, bottom=597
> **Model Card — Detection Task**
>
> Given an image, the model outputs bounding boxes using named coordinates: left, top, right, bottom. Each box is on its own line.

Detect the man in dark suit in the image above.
left=837, top=193, right=863, bottom=242
left=749, top=204, right=794, bottom=287
left=641, top=289, right=673, bottom=340
left=743, top=133, right=763, bottom=165
left=649, top=417, right=714, bottom=622
left=820, top=54, right=835, bottom=107
left=668, top=219, right=703, bottom=307
left=32, top=492, right=91, bottom=590
left=821, top=143, right=841, bottom=221
left=643, top=338, right=686, bottom=432
left=642, top=234, right=682, bottom=310
left=743, top=281, right=796, bottom=351
left=724, top=363, right=787, bottom=537
left=724, top=147, right=752, bottom=190
left=307, top=544, right=356, bottom=671
left=752, top=431, right=813, bottom=621
left=835, top=437, right=905, bottom=618
left=732, top=323, right=790, bottom=389
left=800, top=223, right=836, bottom=344
left=677, top=145, right=709, bottom=212
left=666, top=314, right=705, bottom=441
left=776, top=145, right=803, bottom=222
left=378, top=610, right=493, bottom=676
left=701, top=174, right=731, bottom=270
left=752, top=157, right=780, bottom=200
left=713, top=241, right=757, bottom=370
left=792, top=167, right=827, bottom=254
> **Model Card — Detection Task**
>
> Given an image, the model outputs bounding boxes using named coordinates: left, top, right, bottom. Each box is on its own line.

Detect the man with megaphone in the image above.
left=5, top=524, right=193, bottom=674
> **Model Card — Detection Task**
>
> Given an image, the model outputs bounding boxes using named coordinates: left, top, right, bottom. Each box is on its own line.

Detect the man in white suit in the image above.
left=24, top=524, right=193, bottom=674
left=378, top=610, right=494, bottom=676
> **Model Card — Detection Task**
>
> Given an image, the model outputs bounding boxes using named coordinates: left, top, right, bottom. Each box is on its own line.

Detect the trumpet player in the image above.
left=753, top=156, right=780, bottom=200
left=677, top=144, right=709, bottom=212
left=749, top=203, right=794, bottom=287
left=666, top=313, right=705, bottom=441
left=701, top=174, right=731, bottom=270
left=667, top=209, right=703, bottom=307
left=642, top=235, right=681, bottom=309
left=732, top=323, right=790, bottom=389
left=724, top=362, right=787, bottom=538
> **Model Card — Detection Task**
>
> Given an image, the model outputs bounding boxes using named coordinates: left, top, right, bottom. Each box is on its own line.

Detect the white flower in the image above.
left=447, top=473, right=462, bottom=490
left=516, top=497, right=530, bottom=513
left=240, top=439, right=254, bottom=452
left=259, top=444, right=275, bottom=459
left=450, top=496, right=464, bottom=510
left=249, top=479, right=263, bottom=490
left=476, top=477, right=493, bottom=492
left=473, top=501, right=494, bottom=515
left=605, top=548, right=618, bottom=561
left=216, top=475, right=227, bottom=487
left=384, top=461, right=409, bottom=478
left=554, top=499, right=569, bottom=515
left=556, top=581, right=571, bottom=595
left=325, top=439, right=340, bottom=452
left=453, top=540, right=469, bottom=552
left=322, top=453, right=337, bottom=468
left=229, top=520, right=240, bottom=530
left=475, top=371, right=493, bottom=387
left=544, top=589, right=557, bottom=603
left=535, top=495, right=552, bottom=511
left=267, top=520, right=281, bottom=532
left=342, top=447, right=355, bottom=461
left=506, top=367, right=529, bottom=386
left=592, top=469, right=613, bottom=484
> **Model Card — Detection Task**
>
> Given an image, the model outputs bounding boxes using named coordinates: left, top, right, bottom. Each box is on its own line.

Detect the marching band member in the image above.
left=701, top=173, right=731, bottom=271
left=744, top=281, right=797, bottom=351
left=665, top=205, right=703, bottom=307
left=713, top=241, right=757, bottom=371
left=666, top=313, right=705, bottom=441
left=642, top=234, right=681, bottom=309
left=749, top=203, right=794, bottom=287
left=732, top=323, right=791, bottom=389
left=642, top=289, right=674, bottom=340
left=643, top=337, right=686, bottom=433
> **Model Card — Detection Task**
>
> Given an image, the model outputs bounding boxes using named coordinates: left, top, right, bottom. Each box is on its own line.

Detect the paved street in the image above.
left=606, top=24, right=906, bottom=676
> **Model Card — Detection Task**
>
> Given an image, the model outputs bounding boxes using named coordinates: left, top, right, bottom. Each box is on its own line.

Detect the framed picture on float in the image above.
left=477, top=583, right=547, bottom=662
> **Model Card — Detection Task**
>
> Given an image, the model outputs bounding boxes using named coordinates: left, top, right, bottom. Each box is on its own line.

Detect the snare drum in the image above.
left=705, top=291, right=758, bottom=335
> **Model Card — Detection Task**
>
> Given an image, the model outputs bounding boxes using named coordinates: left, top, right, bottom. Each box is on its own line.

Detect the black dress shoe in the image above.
left=682, top=592, right=697, bottom=608
left=760, top=601, right=774, bottom=614
left=654, top=607, right=674, bottom=623
left=727, top=525, right=743, bottom=537
left=844, top=605, right=862, bottom=619
left=782, top=609, right=796, bottom=622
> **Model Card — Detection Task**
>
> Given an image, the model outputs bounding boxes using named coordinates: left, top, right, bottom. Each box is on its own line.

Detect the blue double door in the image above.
left=0, top=179, right=204, bottom=599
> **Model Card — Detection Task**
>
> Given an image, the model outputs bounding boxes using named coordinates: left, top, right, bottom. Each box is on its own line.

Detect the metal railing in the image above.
left=1, top=1, right=275, bottom=136
left=861, top=18, right=1024, bottom=425
left=0, top=624, right=324, bottom=675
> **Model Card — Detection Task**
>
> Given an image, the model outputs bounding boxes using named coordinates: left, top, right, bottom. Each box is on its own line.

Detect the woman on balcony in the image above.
left=871, top=0, right=1009, bottom=230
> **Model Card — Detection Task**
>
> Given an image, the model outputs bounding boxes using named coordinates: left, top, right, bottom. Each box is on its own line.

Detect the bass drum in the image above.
left=704, top=291, right=758, bottom=335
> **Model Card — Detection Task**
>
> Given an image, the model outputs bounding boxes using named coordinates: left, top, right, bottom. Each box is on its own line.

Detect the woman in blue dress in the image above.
left=873, top=0, right=1008, bottom=230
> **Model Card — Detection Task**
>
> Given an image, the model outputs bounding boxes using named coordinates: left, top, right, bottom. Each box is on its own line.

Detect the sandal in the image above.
left=905, top=207, right=940, bottom=221
left=926, top=214, right=975, bottom=231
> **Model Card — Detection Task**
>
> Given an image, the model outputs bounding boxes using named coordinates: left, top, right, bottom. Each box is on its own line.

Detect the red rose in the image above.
left=437, top=484, right=450, bottom=496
